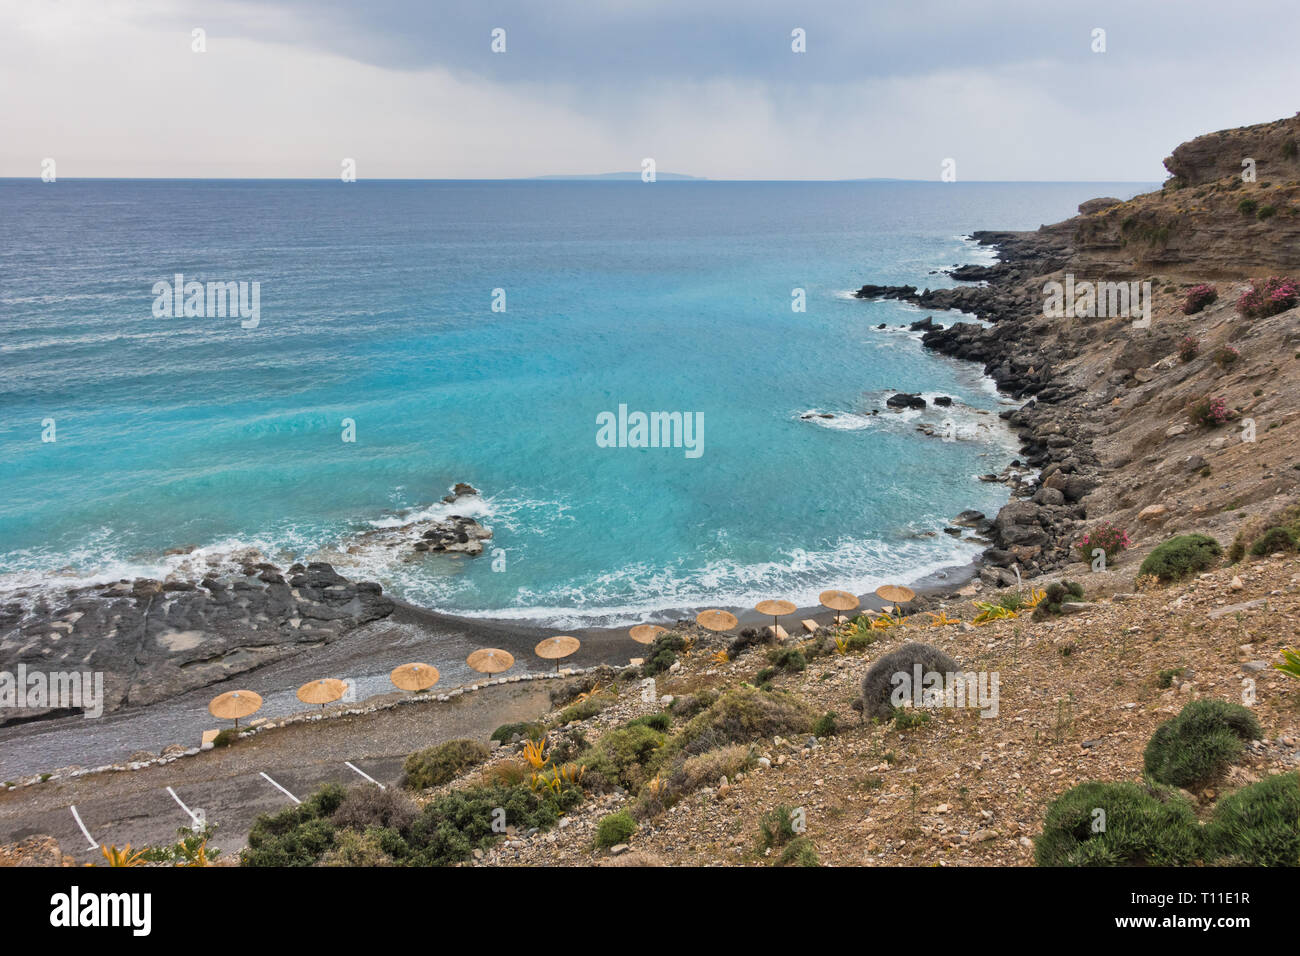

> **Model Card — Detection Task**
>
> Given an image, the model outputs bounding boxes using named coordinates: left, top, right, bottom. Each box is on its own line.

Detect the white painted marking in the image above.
left=260, top=771, right=301, bottom=804
left=345, top=761, right=385, bottom=789
left=69, top=805, right=98, bottom=850
left=166, top=785, right=203, bottom=826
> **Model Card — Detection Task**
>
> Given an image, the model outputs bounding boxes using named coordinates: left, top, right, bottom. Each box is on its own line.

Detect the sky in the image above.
left=2, top=0, right=1298, bottom=181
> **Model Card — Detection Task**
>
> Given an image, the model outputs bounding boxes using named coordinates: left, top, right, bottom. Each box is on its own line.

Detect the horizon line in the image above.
left=0, top=176, right=1161, bottom=184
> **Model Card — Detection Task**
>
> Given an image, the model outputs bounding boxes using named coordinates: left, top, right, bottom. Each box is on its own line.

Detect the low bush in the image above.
left=595, top=810, right=637, bottom=848
left=624, top=712, right=672, bottom=732
left=775, top=836, right=820, bottom=867
left=1032, top=581, right=1085, bottom=619
left=1249, top=525, right=1298, bottom=556
left=675, top=686, right=813, bottom=756
left=1137, top=534, right=1222, bottom=582
left=811, top=712, right=838, bottom=737
left=1188, top=395, right=1233, bottom=427
left=727, top=627, right=777, bottom=659
left=758, top=805, right=800, bottom=850
left=1181, top=285, right=1217, bottom=316
left=766, top=646, right=807, bottom=673
left=402, top=739, right=488, bottom=790
left=490, top=721, right=545, bottom=744
left=1074, top=522, right=1130, bottom=562
left=557, top=693, right=614, bottom=724
left=859, top=643, right=959, bottom=720
left=1035, top=781, right=1201, bottom=866
left=1236, top=276, right=1299, bottom=318
left=1143, top=699, right=1261, bottom=789
left=576, top=724, right=666, bottom=792
left=331, top=784, right=419, bottom=832
left=1229, top=502, right=1300, bottom=561
left=1204, top=772, right=1300, bottom=866
left=893, top=708, right=931, bottom=731
left=642, top=631, right=687, bottom=677
left=1178, top=334, right=1200, bottom=361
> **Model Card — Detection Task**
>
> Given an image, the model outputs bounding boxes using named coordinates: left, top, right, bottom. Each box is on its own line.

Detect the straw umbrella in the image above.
left=819, top=589, right=860, bottom=626
left=297, top=678, right=346, bottom=711
left=208, top=689, right=263, bottom=729
left=535, top=635, right=580, bottom=672
left=629, top=624, right=667, bottom=645
left=696, top=609, right=738, bottom=632
left=875, top=584, right=916, bottom=617
left=467, top=648, right=514, bottom=681
left=755, top=599, right=797, bottom=639
left=390, top=663, right=440, bottom=693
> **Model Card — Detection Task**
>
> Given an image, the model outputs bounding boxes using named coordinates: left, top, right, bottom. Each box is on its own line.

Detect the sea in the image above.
left=0, top=179, right=1152, bottom=627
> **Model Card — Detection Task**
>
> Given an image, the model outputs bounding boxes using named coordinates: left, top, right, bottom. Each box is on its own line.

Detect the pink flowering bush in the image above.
left=1075, top=521, right=1131, bottom=561
left=1181, top=284, right=1218, bottom=315
left=1189, top=395, right=1233, bottom=427
left=1178, top=335, right=1200, bottom=362
left=1236, top=277, right=1299, bottom=319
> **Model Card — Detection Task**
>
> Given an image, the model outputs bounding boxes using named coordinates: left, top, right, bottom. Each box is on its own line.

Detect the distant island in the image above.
left=532, top=171, right=706, bottom=181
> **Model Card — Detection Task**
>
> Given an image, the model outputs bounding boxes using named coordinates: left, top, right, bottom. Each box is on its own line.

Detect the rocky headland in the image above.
left=857, top=112, right=1300, bottom=589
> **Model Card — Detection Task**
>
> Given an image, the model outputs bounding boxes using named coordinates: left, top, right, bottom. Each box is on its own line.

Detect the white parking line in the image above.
left=166, top=786, right=204, bottom=827
left=344, top=761, right=385, bottom=789
left=68, top=805, right=99, bottom=851
left=259, top=771, right=301, bottom=804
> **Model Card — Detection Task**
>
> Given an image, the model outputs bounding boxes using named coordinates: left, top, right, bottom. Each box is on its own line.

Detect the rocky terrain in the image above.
left=857, top=112, right=1300, bottom=585
left=0, top=485, right=492, bottom=721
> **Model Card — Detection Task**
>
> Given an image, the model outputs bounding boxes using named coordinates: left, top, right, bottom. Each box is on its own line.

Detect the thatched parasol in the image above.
left=755, top=599, right=796, bottom=638
left=629, top=624, right=667, bottom=645
left=297, top=678, right=346, bottom=710
left=535, top=635, right=580, bottom=671
left=819, top=589, right=860, bottom=625
left=208, top=689, right=263, bottom=728
left=696, top=609, right=738, bottom=632
left=467, top=647, right=514, bottom=678
left=390, top=663, right=440, bottom=692
left=875, top=584, right=916, bottom=606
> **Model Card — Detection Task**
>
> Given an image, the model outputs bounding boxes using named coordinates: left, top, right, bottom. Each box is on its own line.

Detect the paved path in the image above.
left=0, top=678, right=558, bottom=863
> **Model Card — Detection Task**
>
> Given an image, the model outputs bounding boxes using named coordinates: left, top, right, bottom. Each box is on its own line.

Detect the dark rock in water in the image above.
left=0, top=560, right=396, bottom=721
left=933, top=395, right=953, bottom=407
left=443, top=482, right=479, bottom=503
left=886, top=392, right=927, bottom=410
left=909, top=316, right=940, bottom=332
left=877, top=323, right=887, bottom=329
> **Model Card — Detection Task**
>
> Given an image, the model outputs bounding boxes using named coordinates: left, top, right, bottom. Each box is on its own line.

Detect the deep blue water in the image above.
left=0, top=179, right=1150, bottom=625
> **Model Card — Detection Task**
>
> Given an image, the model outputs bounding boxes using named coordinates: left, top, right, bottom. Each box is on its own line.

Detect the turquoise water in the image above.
left=0, top=180, right=1149, bottom=625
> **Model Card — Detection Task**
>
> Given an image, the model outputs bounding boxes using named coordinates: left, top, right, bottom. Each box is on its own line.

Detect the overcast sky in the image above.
left=2, top=0, right=1298, bottom=180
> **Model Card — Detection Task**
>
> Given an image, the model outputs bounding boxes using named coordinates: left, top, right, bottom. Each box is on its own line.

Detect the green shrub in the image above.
left=1237, top=198, right=1258, bottom=216
left=754, top=667, right=776, bottom=686
left=675, top=686, right=813, bottom=756
left=490, top=721, right=545, bottom=744
left=1032, top=581, right=1085, bottom=619
left=642, top=631, right=687, bottom=677
left=758, top=805, right=800, bottom=849
left=624, top=712, right=672, bottom=732
left=320, top=829, right=396, bottom=867
left=331, top=785, right=419, bottom=832
left=893, top=708, right=931, bottom=731
left=1034, top=781, right=1202, bottom=866
left=213, top=728, right=240, bottom=748
left=402, top=738, right=488, bottom=790
left=1137, top=534, right=1222, bottom=582
left=1250, top=526, right=1298, bottom=556
left=1258, top=205, right=1277, bottom=221
left=668, top=689, right=717, bottom=720
left=577, top=724, right=666, bottom=792
left=1143, top=699, right=1262, bottom=788
left=811, top=712, right=838, bottom=737
left=557, top=693, right=613, bottom=724
left=775, top=835, right=820, bottom=867
left=595, top=810, right=637, bottom=848
left=242, top=784, right=347, bottom=867
left=1205, top=772, right=1300, bottom=866
left=766, top=647, right=807, bottom=673
left=402, top=782, right=580, bottom=867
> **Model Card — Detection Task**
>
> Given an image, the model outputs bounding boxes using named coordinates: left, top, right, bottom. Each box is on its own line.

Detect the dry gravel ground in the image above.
left=469, top=553, right=1300, bottom=867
